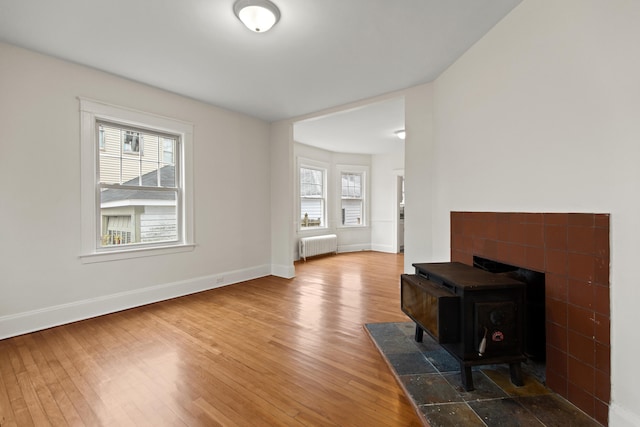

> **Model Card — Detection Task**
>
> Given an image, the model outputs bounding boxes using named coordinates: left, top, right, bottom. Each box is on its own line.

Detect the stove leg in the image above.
left=509, top=362, right=524, bottom=386
left=461, top=365, right=474, bottom=391
left=414, top=324, right=423, bottom=342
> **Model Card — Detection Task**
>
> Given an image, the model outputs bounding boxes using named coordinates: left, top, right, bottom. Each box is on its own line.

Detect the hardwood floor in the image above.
left=0, top=252, right=422, bottom=426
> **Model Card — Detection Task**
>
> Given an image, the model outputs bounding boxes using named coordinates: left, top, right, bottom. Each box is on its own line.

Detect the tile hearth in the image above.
left=365, top=322, right=601, bottom=427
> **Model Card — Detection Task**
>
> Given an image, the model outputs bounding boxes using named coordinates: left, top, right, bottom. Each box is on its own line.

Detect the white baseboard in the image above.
left=338, top=244, right=371, bottom=253
left=370, top=243, right=396, bottom=253
left=609, top=403, right=640, bottom=427
left=271, top=263, right=295, bottom=279
left=0, top=264, right=270, bottom=340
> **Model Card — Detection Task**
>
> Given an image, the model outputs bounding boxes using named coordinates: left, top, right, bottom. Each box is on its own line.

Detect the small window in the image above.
left=300, top=166, right=326, bottom=228
left=341, top=172, right=364, bottom=226
left=123, top=130, right=141, bottom=153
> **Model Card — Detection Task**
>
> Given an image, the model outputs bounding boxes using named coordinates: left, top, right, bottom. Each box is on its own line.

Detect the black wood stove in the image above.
left=401, top=262, right=526, bottom=391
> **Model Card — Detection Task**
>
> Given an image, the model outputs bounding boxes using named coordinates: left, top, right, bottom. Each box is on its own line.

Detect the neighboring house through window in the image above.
left=341, top=171, right=364, bottom=226
left=299, top=164, right=326, bottom=229
left=80, top=98, right=194, bottom=262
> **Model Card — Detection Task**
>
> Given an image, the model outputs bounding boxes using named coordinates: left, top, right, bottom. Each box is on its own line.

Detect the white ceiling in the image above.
left=0, top=0, right=522, bottom=153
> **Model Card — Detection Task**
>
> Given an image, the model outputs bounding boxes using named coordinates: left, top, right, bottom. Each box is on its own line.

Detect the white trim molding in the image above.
left=0, top=265, right=270, bottom=340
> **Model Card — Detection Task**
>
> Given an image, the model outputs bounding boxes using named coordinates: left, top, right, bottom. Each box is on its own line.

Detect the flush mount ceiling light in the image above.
left=395, top=130, right=406, bottom=140
left=233, top=0, right=281, bottom=33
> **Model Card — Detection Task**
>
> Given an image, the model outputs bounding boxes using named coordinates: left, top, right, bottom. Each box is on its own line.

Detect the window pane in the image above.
left=300, top=167, right=323, bottom=197
left=99, top=122, right=177, bottom=188
left=162, top=138, right=175, bottom=165
left=120, top=158, right=141, bottom=185
left=100, top=188, right=177, bottom=246
left=123, top=131, right=141, bottom=153
left=301, top=198, right=323, bottom=227
left=341, top=172, right=362, bottom=198
left=342, top=199, right=363, bottom=225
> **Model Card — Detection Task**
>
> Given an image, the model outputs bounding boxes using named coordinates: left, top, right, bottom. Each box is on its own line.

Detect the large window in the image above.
left=341, top=172, right=364, bottom=226
left=98, top=121, right=178, bottom=246
left=299, top=166, right=326, bottom=228
left=80, top=99, right=194, bottom=262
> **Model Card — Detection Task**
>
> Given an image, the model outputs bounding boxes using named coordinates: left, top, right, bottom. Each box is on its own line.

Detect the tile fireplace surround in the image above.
left=450, top=212, right=610, bottom=426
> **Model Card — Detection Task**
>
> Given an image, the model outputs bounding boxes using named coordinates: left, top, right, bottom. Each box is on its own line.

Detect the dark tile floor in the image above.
left=365, top=322, right=602, bottom=427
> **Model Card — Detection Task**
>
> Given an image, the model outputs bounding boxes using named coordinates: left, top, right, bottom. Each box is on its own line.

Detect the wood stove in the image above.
left=401, top=262, right=526, bottom=391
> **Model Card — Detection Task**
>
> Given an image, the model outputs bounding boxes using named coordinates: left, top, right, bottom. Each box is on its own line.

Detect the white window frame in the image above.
left=79, top=98, right=195, bottom=263
left=297, top=158, right=328, bottom=231
left=337, top=164, right=368, bottom=228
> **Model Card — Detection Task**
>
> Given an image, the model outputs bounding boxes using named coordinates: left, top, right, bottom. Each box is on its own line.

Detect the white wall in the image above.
left=370, top=148, right=404, bottom=253
left=0, top=42, right=272, bottom=338
left=405, top=1, right=640, bottom=425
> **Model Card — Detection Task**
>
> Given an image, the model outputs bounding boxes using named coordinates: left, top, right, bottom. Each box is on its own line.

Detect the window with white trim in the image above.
left=80, top=98, right=194, bottom=262
left=299, top=165, right=326, bottom=229
left=98, top=121, right=178, bottom=246
left=340, top=171, right=364, bottom=226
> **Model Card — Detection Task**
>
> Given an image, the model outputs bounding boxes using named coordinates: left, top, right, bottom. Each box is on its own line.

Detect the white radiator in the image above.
left=299, top=234, right=338, bottom=261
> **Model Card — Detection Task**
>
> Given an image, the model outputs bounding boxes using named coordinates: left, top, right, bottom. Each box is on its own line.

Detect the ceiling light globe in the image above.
left=234, top=0, right=281, bottom=33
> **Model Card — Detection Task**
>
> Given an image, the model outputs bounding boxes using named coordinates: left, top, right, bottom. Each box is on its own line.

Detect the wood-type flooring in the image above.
left=0, top=252, right=422, bottom=426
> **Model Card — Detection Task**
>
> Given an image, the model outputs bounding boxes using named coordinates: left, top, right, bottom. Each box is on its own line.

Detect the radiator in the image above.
left=299, top=234, right=338, bottom=261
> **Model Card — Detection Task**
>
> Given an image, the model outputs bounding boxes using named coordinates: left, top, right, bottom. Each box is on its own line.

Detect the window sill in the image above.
left=80, top=243, right=196, bottom=264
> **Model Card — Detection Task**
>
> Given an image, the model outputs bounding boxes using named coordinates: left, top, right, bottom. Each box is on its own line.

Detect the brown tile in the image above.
left=546, top=345, right=567, bottom=378
left=567, top=253, right=595, bottom=282
left=508, top=244, right=526, bottom=266
left=594, top=227, right=609, bottom=259
left=546, top=274, right=568, bottom=301
left=594, top=313, right=610, bottom=346
left=567, top=305, right=595, bottom=337
left=546, top=369, right=568, bottom=397
left=451, top=233, right=466, bottom=251
left=567, top=278, right=594, bottom=310
left=568, top=225, right=595, bottom=254
left=452, top=250, right=472, bottom=265
left=594, top=214, right=610, bottom=229
left=545, top=225, right=568, bottom=251
left=567, top=382, right=596, bottom=419
left=472, top=237, right=485, bottom=254
left=547, top=299, right=568, bottom=328
left=483, top=239, right=498, bottom=260
left=545, top=250, right=567, bottom=275
left=544, top=272, right=568, bottom=301
left=593, top=285, right=610, bottom=316
left=524, top=223, right=544, bottom=247
left=544, top=213, right=569, bottom=225
left=523, top=212, right=544, bottom=224
left=568, top=213, right=595, bottom=227
left=508, top=222, right=526, bottom=244
left=524, top=246, right=545, bottom=272
left=546, top=321, right=567, bottom=351
left=484, top=219, right=498, bottom=240
left=567, top=330, right=595, bottom=366
left=497, top=223, right=510, bottom=241
left=595, top=342, right=610, bottom=374
left=476, top=211, right=498, bottom=223
left=509, top=213, right=527, bottom=224
left=567, top=356, right=595, bottom=393
left=497, top=212, right=511, bottom=224
left=594, top=398, right=610, bottom=426
left=595, top=369, right=610, bottom=403
left=594, top=257, right=609, bottom=286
